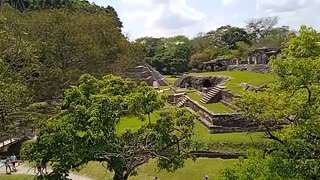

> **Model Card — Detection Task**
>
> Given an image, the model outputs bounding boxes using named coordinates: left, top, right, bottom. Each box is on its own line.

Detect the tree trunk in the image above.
left=148, top=112, right=151, bottom=124
left=113, top=172, right=128, bottom=180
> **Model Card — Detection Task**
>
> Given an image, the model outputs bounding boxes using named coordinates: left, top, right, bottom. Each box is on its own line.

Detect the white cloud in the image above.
left=121, top=0, right=211, bottom=38
left=222, top=0, right=239, bottom=6
left=256, top=0, right=320, bottom=30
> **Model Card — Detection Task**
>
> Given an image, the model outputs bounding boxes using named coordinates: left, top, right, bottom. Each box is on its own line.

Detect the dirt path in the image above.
left=0, top=163, right=93, bottom=180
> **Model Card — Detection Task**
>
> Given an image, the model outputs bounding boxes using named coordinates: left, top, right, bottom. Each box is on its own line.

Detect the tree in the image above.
left=251, top=26, right=293, bottom=48
left=191, top=32, right=211, bottom=54
left=0, top=0, right=123, bottom=29
left=189, top=52, right=210, bottom=69
left=246, top=16, right=279, bottom=40
left=147, top=35, right=192, bottom=74
left=22, top=74, right=197, bottom=180
left=205, top=25, right=251, bottom=50
left=221, top=26, right=320, bottom=180
left=229, top=42, right=251, bottom=61
left=128, top=82, right=165, bottom=124
left=0, top=59, right=31, bottom=140
left=102, top=109, right=196, bottom=180
left=0, top=5, right=142, bottom=101
left=135, top=37, right=162, bottom=58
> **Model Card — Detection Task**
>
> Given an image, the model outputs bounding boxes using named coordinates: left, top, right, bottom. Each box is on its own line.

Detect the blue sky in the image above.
left=90, top=0, right=320, bottom=39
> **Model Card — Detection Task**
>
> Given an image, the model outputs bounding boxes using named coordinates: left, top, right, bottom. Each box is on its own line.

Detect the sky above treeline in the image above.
left=90, top=0, right=320, bottom=39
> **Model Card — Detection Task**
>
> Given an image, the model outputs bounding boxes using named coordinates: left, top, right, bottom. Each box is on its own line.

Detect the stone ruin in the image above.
left=174, top=74, right=230, bottom=91
left=227, top=64, right=271, bottom=74
left=199, top=47, right=282, bottom=74
left=247, top=47, right=282, bottom=64
left=123, top=64, right=169, bottom=87
left=239, top=82, right=268, bottom=92
left=200, top=58, right=234, bottom=72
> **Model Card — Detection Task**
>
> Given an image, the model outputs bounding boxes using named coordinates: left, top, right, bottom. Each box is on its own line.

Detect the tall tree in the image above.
left=22, top=74, right=197, bottom=180
left=145, top=35, right=192, bottom=74
left=246, top=16, right=279, bottom=41
left=0, top=59, right=31, bottom=141
left=0, top=5, right=142, bottom=101
left=205, top=25, right=251, bottom=50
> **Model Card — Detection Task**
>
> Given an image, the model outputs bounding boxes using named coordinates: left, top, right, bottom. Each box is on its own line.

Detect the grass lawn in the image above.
left=187, top=92, right=233, bottom=113
left=0, top=175, right=35, bottom=180
left=77, top=158, right=237, bottom=180
left=191, top=71, right=276, bottom=94
left=193, top=120, right=264, bottom=143
left=117, top=113, right=265, bottom=144
left=116, top=113, right=160, bottom=134
left=160, top=85, right=170, bottom=90
left=163, top=75, right=178, bottom=84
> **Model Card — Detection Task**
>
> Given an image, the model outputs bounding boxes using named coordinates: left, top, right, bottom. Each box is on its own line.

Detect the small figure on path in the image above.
left=5, top=157, right=12, bottom=174
left=35, top=162, right=42, bottom=175
left=204, top=175, right=209, bottom=180
left=10, top=154, right=17, bottom=171
left=41, top=161, right=48, bottom=175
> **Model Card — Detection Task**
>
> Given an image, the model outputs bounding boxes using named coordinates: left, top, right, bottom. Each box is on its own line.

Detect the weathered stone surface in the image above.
left=221, top=90, right=238, bottom=102
left=239, top=82, right=268, bottom=92
left=174, top=75, right=230, bottom=91
left=248, top=47, right=282, bottom=64
left=184, top=96, right=259, bottom=133
left=227, top=64, right=271, bottom=73
left=123, top=64, right=169, bottom=86
left=201, top=58, right=235, bottom=72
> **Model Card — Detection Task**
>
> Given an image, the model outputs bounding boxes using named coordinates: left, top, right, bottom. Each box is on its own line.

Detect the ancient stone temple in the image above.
left=201, top=58, right=235, bottom=72
left=247, top=47, right=281, bottom=64
left=174, top=74, right=230, bottom=91
left=123, top=64, right=169, bottom=87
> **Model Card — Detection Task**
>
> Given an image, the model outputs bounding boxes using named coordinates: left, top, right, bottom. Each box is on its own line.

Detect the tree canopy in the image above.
left=0, top=5, right=143, bottom=101
left=22, top=74, right=197, bottom=180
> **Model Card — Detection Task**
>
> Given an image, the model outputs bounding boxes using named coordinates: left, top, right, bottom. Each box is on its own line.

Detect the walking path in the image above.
left=0, top=163, right=92, bottom=180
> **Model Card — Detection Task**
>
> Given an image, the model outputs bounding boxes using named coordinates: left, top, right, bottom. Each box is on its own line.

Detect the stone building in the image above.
left=201, top=58, right=235, bottom=72
left=174, top=74, right=229, bottom=91
left=247, top=47, right=281, bottom=64
left=123, top=64, right=169, bottom=87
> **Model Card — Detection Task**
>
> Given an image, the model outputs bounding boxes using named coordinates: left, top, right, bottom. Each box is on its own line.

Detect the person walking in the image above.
left=10, top=154, right=17, bottom=171
left=5, top=157, right=12, bottom=174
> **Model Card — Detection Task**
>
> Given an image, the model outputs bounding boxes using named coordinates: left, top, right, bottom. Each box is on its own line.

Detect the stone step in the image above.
left=176, top=97, right=188, bottom=107
left=200, top=85, right=223, bottom=104
left=207, top=90, right=218, bottom=94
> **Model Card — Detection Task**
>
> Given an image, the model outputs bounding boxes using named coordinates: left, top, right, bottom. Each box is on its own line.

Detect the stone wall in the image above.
left=185, top=96, right=259, bottom=133
left=174, top=75, right=230, bottom=90
left=190, top=151, right=245, bottom=159
left=227, top=64, right=270, bottom=74
left=167, top=93, right=185, bottom=105
left=221, top=90, right=236, bottom=103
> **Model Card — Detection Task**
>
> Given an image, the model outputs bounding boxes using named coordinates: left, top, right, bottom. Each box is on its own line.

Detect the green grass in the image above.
left=191, top=71, right=276, bottom=94
left=160, top=85, right=170, bottom=90
left=117, top=113, right=264, bottom=144
left=164, top=75, right=178, bottom=84
left=116, top=113, right=160, bottom=134
left=193, top=121, right=264, bottom=143
left=0, top=175, right=35, bottom=180
left=77, top=158, right=237, bottom=180
left=187, top=92, right=233, bottom=113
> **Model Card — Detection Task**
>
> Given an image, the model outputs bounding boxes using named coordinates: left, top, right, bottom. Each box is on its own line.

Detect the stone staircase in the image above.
left=200, top=84, right=225, bottom=104
left=176, top=96, right=188, bottom=108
